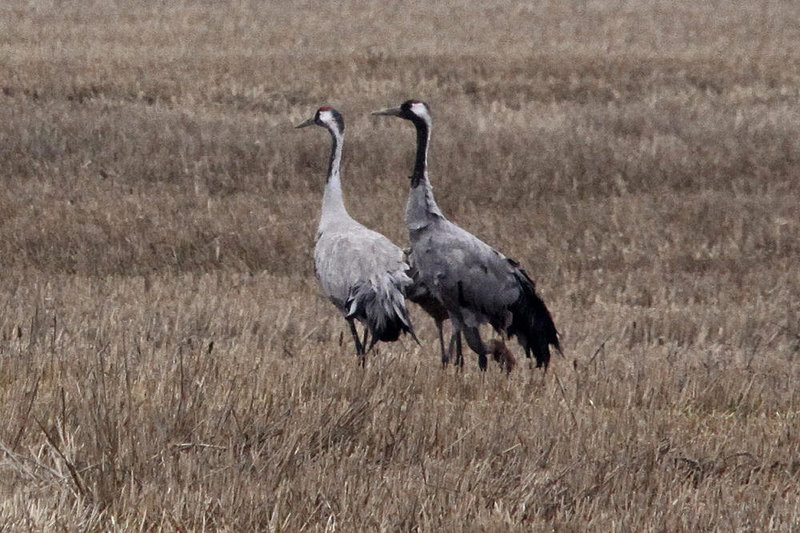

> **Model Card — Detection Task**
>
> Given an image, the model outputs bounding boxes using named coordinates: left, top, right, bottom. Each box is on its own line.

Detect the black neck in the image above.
left=411, top=119, right=429, bottom=188
left=326, top=127, right=342, bottom=182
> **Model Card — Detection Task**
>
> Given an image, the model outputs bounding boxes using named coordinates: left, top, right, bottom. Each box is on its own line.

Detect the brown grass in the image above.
left=1, top=0, right=799, bottom=530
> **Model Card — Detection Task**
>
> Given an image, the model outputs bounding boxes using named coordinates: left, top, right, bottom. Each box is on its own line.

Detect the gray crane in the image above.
left=372, top=100, right=560, bottom=371
left=297, top=106, right=417, bottom=363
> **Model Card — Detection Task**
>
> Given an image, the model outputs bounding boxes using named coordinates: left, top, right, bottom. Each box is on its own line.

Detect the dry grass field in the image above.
left=1, top=0, right=800, bottom=530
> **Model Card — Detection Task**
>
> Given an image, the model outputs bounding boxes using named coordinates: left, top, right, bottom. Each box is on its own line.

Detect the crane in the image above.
left=297, top=106, right=418, bottom=363
left=372, top=100, right=560, bottom=370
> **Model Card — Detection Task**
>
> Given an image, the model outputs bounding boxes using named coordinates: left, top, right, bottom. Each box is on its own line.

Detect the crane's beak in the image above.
left=371, top=106, right=402, bottom=117
left=295, top=117, right=315, bottom=128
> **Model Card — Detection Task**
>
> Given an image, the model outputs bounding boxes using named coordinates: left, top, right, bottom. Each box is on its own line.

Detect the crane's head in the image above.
left=372, top=100, right=431, bottom=127
left=296, top=106, right=345, bottom=134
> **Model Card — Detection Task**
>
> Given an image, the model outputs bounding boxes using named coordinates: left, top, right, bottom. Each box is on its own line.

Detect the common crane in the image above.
left=372, top=100, right=560, bottom=371
left=297, top=106, right=418, bottom=363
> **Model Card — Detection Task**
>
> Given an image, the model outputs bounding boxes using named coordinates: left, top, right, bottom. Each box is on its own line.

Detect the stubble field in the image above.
left=1, top=1, right=799, bottom=530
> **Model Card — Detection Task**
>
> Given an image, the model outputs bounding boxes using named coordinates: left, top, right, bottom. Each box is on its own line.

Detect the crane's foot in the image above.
left=488, top=339, right=516, bottom=374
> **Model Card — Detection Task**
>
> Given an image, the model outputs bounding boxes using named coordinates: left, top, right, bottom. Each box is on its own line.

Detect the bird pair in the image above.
left=297, top=100, right=560, bottom=371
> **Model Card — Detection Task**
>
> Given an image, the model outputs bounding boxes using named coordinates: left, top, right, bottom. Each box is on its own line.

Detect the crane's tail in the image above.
left=345, top=272, right=417, bottom=349
left=506, top=265, right=560, bottom=368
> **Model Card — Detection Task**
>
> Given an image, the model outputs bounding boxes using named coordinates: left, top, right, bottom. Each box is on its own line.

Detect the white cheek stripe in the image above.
left=410, top=102, right=431, bottom=128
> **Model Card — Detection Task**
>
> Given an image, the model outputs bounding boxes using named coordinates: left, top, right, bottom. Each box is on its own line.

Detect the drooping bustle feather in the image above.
left=345, top=272, right=417, bottom=347
left=506, top=262, right=560, bottom=367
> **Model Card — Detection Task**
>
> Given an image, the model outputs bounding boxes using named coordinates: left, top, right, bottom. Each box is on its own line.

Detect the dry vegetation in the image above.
left=1, top=0, right=799, bottom=530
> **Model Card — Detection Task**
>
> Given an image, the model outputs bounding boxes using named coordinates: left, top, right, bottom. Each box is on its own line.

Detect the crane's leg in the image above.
left=362, top=328, right=370, bottom=354
left=347, top=319, right=365, bottom=364
left=445, top=317, right=464, bottom=369
left=462, top=327, right=488, bottom=371
left=452, top=333, right=464, bottom=370
left=436, top=319, right=448, bottom=367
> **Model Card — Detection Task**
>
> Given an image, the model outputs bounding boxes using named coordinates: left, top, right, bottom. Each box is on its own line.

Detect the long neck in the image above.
left=406, top=119, right=444, bottom=232
left=319, top=126, right=350, bottom=230
left=411, top=120, right=429, bottom=185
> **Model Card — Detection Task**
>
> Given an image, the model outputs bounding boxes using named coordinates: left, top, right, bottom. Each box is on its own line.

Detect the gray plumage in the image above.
left=314, top=220, right=414, bottom=347
left=297, top=107, right=417, bottom=360
left=373, top=100, right=560, bottom=371
left=404, top=247, right=454, bottom=366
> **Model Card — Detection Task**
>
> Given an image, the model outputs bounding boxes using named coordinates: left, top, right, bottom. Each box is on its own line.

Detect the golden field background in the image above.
left=1, top=0, right=799, bottom=530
